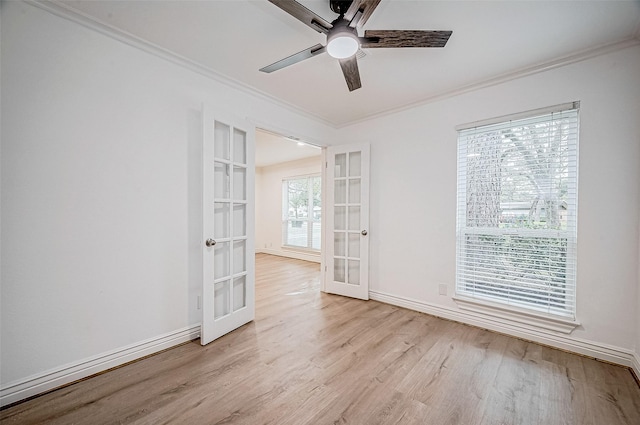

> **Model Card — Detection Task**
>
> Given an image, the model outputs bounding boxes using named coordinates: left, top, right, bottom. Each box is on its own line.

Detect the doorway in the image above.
left=254, top=128, right=324, bottom=264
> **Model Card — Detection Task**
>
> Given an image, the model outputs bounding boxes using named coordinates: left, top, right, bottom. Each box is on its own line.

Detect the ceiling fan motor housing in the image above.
left=330, top=0, right=353, bottom=15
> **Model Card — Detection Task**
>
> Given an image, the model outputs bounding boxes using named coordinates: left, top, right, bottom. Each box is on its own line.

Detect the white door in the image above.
left=325, top=144, right=370, bottom=300
left=201, top=107, right=255, bottom=345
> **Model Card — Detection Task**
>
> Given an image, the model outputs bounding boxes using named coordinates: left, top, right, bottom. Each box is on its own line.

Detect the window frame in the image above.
left=453, top=102, right=581, bottom=332
left=281, top=174, right=322, bottom=251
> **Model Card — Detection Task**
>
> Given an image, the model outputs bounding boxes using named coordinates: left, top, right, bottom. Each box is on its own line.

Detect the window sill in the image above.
left=452, top=295, right=580, bottom=334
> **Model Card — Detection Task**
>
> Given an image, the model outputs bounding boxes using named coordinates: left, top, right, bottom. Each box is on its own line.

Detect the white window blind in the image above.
left=456, top=103, right=579, bottom=318
left=282, top=175, right=321, bottom=250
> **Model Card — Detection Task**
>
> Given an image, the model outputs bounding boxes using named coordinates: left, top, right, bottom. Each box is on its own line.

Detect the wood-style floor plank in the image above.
left=2, top=253, right=639, bottom=424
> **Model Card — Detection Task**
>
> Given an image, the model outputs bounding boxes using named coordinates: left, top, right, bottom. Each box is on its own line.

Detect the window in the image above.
left=456, top=103, right=579, bottom=319
left=283, top=175, right=321, bottom=250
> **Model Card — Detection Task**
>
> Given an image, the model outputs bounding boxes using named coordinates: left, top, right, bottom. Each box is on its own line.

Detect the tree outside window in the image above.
left=283, top=175, right=321, bottom=250
left=457, top=105, right=578, bottom=317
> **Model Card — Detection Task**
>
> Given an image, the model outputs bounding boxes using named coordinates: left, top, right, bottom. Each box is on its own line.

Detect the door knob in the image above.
left=361, top=230, right=368, bottom=236
left=205, top=238, right=216, bottom=247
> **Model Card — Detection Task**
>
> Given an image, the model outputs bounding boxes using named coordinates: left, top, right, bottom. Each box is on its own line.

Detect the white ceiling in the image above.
left=256, top=129, right=321, bottom=167
left=58, top=0, right=640, bottom=127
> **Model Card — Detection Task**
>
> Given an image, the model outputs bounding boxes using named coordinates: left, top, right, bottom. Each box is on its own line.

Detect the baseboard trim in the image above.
left=0, top=324, right=201, bottom=407
left=631, top=351, right=640, bottom=384
left=257, top=249, right=321, bottom=264
left=369, top=290, right=635, bottom=367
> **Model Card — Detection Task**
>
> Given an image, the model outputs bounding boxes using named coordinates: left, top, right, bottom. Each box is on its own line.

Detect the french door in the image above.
left=201, top=107, right=255, bottom=345
left=325, top=144, right=370, bottom=300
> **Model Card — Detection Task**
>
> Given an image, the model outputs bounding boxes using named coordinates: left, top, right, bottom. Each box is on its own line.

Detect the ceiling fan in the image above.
left=260, top=0, right=452, bottom=92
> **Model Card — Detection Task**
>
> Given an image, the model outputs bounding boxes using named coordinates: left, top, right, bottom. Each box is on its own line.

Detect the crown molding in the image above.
left=338, top=37, right=640, bottom=128
left=25, top=0, right=335, bottom=128
left=23, top=1, right=640, bottom=129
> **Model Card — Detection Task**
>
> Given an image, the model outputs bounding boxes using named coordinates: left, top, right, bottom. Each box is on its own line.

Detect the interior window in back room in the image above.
left=282, top=175, right=322, bottom=250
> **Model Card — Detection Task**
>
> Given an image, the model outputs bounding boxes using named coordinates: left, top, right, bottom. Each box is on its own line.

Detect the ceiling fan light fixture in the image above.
left=262, top=0, right=453, bottom=92
left=327, top=27, right=360, bottom=59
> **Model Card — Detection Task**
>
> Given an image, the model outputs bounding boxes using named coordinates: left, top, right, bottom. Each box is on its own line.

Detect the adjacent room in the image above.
left=2, top=0, right=640, bottom=423
left=255, top=128, right=323, bottom=263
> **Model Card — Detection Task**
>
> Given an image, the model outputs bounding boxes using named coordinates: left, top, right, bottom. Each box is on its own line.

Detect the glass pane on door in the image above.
left=233, top=204, right=246, bottom=237
left=233, top=276, right=246, bottom=311
left=335, top=180, right=346, bottom=204
left=335, top=206, right=346, bottom=230
left=348, top=260, right=360, bottom=285
left=233, top=240, right=246, bottom=274
left=214, top=122, right=230, bottom=160
left=335, top=153, right=346, bottom=177
left=348, top=233, right=360, bottom=258
left=214, top=203, right=230, bottom=238
left=233, top=129, right=246, bottom=165
left=348, top=179, right=361, bottom=203
left=348, top=206, right=360, bottom=230
left=233, top=167, right=246, bottom=201
left=334, top=258, right=346, bottom=283
left=214, top=280, right=230, bottom=319
left=214, top=163, right=230, bottom=199
left=214, top=242, right=230, bottom=280
left=349, top=152, right=361, bottom=177
left=334, top=232, right=346, bottom=257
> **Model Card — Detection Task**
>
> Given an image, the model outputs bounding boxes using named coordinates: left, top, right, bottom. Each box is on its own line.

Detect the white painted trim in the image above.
left=257, top=248, right=321, bottom=264
left=370, top=290, right=635, bottom=367
left=341, top=38, right=640, bottom=128
left=25, top=0, right=333, bottom=128
left=632, top=351, right=640, bottom=381
left=254, top=123, right=327, bottom=150
left=453, top=295, right=580, bottom=334
left=0, top=325, right=200, bottom=407
left=24, top=1, right=640, bottom=129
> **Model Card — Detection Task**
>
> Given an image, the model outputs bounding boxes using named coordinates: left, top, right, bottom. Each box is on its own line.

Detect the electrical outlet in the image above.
left=438, top=284, right=448, bottom=296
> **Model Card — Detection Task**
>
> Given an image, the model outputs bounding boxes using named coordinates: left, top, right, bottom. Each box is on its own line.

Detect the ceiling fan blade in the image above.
left=361, top=30, right=452, bottom=48
left=361, top=30, right=453, bottom=48
left=344, top=0, right=382, bottom=28
left=268, top=0, right=333, bottom=34
left=338, top=56, right=362, bottom=92
left=260, top=44, right=326, bottom=73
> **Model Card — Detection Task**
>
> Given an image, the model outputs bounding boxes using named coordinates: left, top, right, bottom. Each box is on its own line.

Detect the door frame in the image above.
left=251, top=121, right=327, bottom=270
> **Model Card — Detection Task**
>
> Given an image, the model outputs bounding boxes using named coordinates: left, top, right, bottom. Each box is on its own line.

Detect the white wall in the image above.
left=336, top=45, right=640, bottom=354
left=3, top=0, right=640, bottom=405
left=0, top=0, right=335, bottom=399
left=256, top=156, right=322, bottom=263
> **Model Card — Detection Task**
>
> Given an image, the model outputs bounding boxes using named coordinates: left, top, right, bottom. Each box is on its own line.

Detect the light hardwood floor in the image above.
left=2, top=253, right=639, bottom=424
